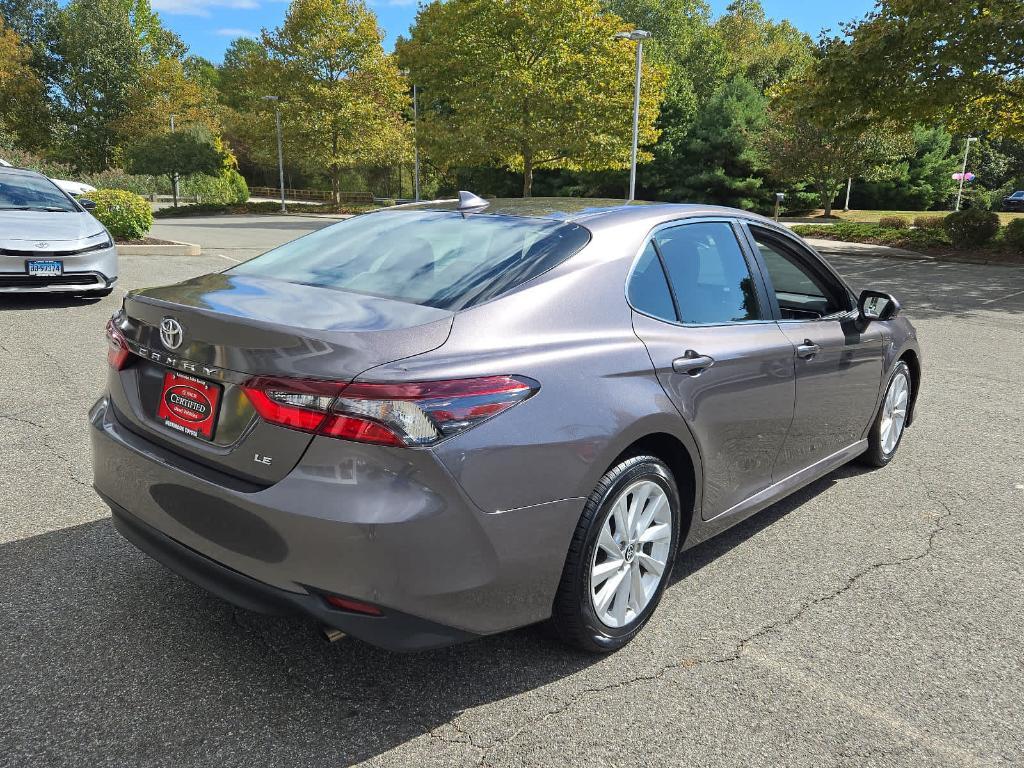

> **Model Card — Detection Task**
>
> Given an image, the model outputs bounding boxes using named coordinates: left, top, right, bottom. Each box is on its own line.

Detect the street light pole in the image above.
left=413, top=83, right=420, bottom=201
left=955, top=137, right=977, bottom=212
left=615, top=30, right=651, bottom=202
left=263, top=96, right=286, bottom=213
left=169, top=114, right=178, bottom=208
left=844, top=177, right=852, bottom=212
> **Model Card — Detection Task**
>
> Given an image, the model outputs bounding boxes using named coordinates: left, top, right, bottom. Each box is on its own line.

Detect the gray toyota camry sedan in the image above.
left=90, top=195, right=921, bottom=652
left=1, top=166, right=117, bottom=295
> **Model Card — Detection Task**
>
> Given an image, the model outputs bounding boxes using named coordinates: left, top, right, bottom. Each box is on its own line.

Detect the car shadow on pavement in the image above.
left=1, top=465, right=866, bottom=765
left=0, top=294, right=105, bottom=310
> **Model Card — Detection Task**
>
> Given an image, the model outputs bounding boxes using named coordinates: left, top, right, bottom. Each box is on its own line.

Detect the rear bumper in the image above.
left=105, top=494, right=475, bottom=651
left=89, top=396, right=583, bottom=649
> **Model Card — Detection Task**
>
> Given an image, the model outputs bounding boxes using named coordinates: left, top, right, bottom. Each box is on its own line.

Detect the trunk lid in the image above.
left=109, top=273, right=454, bottom=484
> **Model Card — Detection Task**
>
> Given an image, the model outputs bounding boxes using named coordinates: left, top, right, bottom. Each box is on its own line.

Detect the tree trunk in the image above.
left=820, top=184, right=833, bottom=218
left=522, top=153, right=533, bottom=198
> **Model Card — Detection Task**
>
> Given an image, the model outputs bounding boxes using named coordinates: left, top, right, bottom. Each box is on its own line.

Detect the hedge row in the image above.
left=793, top=211, right=1024, bottom=253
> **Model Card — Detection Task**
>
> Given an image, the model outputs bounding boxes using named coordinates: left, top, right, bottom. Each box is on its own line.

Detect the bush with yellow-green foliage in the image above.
left=83, top=189, right=153, bottom=240
left=179, top=169, right=249, bottom=205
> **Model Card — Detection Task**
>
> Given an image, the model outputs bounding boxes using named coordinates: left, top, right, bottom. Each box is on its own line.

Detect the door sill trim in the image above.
left=704, top=440, right=868, bottom=523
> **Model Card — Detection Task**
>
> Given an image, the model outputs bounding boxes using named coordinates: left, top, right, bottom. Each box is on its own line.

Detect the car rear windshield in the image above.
left=0, top=172, right=77, bottom=212
left=229, top=209, right=591, bottom=311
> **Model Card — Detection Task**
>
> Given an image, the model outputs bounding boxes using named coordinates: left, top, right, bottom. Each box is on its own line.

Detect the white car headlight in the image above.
left=82, top=231, right=114, bottom=250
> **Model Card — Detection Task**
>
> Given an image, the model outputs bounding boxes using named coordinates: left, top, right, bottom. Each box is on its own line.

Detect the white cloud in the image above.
left=152, top=0, right=259, bottom=18
left=216, top=27, right=258, bottom=37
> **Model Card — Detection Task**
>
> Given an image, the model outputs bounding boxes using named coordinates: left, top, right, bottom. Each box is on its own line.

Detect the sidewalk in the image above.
left=802, top=237, right=930, bottom=261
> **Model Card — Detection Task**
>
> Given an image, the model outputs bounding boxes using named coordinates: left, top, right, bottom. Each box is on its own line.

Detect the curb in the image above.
left=117, top=241, right=202, bottom=256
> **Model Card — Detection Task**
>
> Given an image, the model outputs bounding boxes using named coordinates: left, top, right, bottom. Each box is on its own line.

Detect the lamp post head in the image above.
left=262, top=95, right=280, bottom=102
left=615, top=29, right=652, bottom=41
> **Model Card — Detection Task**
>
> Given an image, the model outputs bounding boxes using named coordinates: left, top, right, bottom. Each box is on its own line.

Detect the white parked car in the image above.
left=0, top=158, right=96, bottom=197
left=0, top=165, right=117, bottom=296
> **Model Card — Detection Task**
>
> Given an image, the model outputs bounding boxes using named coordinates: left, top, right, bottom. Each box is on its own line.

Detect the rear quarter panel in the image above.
left=362, top=221, right=704, bottom=516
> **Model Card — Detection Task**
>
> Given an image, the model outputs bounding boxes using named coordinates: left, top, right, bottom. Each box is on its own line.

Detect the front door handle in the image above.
left=796, top=340, right=821, bottom=359
left=672, top=351, right=715, bottom=376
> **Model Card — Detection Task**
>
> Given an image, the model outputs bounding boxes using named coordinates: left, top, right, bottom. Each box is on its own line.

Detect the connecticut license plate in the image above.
left=156, top=370, right=223, bottom=440
left=27, top=259, right=62, bottom=277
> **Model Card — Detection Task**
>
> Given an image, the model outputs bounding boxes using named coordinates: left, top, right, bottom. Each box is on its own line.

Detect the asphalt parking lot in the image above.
left=1, top=219, right=1022, bottom=767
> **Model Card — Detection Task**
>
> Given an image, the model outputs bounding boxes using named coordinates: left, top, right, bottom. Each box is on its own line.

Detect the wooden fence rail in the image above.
left=249, top=186, right=374, bottom=204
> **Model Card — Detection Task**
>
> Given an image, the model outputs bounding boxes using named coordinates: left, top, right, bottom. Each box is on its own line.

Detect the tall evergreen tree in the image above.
left=655, top=75, right=769, bottom=208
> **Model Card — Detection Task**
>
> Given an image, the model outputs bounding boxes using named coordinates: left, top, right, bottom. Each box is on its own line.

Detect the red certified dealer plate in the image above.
left=156, top=371, right=222, bottom=440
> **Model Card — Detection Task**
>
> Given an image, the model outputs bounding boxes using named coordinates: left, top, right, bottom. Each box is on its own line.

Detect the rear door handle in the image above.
left=672, top=351, right=715, bottom=376
left=796, top=340, right=821, bottom=359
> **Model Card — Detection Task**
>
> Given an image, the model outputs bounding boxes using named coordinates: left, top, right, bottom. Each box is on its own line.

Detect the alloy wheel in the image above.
left=880, top=371, right=910, bottom=454
left=590, top=479, right=672, bottom=628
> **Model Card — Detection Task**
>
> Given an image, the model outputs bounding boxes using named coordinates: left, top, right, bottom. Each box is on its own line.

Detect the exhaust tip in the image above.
left=320, top=625, right=347, bottom=643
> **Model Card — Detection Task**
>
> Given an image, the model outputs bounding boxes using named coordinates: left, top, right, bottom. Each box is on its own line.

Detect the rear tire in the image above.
left=551, top=455, right=681, bottom=653
left=860, top=361, right=911, bottom=468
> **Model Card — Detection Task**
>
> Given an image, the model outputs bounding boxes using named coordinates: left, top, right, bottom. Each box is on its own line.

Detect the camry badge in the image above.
left=34, top=241, right=49, bottom=249
left=159, top=318, right=184, bottom=351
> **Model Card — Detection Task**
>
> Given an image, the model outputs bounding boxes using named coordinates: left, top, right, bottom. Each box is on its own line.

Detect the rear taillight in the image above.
left=106, top=318, right=130, bottom=370
left=242, top=375, right=538, bottom=447
left=242, top=377, right=344, bottom=433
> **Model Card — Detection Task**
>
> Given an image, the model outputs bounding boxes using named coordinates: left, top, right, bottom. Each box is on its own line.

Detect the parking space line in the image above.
left=980, top=288, right=1024, bottom=305
left=217, top=254, right=242, bottom=263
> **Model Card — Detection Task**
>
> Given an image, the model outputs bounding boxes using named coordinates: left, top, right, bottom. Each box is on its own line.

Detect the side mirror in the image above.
left=79, top=198, right=97, bottom=210
left=858, top=289, right=900, bottom=322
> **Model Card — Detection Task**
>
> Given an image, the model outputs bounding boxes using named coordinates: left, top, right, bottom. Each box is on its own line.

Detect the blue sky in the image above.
left=151, top=0, right=877, bottom=63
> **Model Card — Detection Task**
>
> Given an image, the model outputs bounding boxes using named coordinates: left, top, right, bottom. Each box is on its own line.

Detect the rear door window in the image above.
left=654, top=222, right=763, bottom=324
left=230, top=210, right=591, bottom=311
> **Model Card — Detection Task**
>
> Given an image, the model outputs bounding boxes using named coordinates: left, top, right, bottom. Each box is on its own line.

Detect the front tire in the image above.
left=551, top=455, right=681, bottom=653
left=861, top=361, right=911, bottom=467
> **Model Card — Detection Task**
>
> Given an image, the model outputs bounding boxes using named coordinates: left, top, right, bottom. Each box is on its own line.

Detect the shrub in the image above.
left=179, top=172, right=233, bottom=204
left=944, top=208, right=1000, bottom=247
left=1002, top=218, right=1024, bottom=250
left=959, top=186, right=992, bottom=210
left=84, top=189, right=153, bottom=239
left=79, top=169, right=157, bottom=197
left=225, top=169, right=249, bottom=204
left=878, top=215, right=909, bottom=229
left=913, top=215, right=945, bottom=229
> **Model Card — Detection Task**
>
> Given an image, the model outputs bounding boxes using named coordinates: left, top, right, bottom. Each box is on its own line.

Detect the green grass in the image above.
left=834, top=209, right=1024, bottom=226
left=791, top=222, right=951, bottom=250
left=791, top=220, right=1023, bottom=262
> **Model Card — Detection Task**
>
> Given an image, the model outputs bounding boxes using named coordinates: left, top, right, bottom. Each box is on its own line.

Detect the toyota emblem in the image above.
left=160, top=318, right=184, bottom=351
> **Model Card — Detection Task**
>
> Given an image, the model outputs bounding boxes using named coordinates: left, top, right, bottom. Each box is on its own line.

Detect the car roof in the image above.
left=394, top=196, right=779, bottom=229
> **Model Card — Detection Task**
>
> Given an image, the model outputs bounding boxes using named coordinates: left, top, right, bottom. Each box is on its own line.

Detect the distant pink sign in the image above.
left=952, top=172, right=976, bottom=181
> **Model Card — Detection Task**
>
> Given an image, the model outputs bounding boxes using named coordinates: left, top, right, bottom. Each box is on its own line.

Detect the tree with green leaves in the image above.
left=398, top=0, right=667, bottom=197
left=818, top=0, right=1024, bottom=140
left=712, top=0, right=812, bottom=93
left=246, top=0, right=411, bottom=201
left=0, top=17, right=49, bottom=149
left=125, top=125, right=226, bottom=204
left=763, top=81, right=912, bottom=217
left=47, top=0, right=187, bottom=170
left=658, top=75, right=769, bottom=209
left=854, top=125, right=959, bottom=211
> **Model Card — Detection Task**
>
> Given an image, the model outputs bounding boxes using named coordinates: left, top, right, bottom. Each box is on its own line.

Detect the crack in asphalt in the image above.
left=467, top=463, right=962, bottom=766
left=0, top=410, right=92, bottom=490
